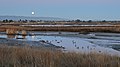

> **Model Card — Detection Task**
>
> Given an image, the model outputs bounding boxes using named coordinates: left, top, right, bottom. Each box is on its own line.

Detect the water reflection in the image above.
left=7, top=35, right=26, bottom=39
left=22, top=35, right=26, bottom=39
left=7, top=35, right=16, bottom=38
left=1, top=32, right=120, bottom=56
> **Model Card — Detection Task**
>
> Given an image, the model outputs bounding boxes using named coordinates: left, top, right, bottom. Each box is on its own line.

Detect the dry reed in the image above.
left=1, top=25, right=120, bottom=33
left=6, top=29, right=17, bottom=35
left=21, top=30, right=27, bottom=36
left=0, top=46, right=120, bottom=67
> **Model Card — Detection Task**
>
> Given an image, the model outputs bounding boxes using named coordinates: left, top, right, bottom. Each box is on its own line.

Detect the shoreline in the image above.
left=1, top=31, right=120, bottom=55
left=0, top=38, right=63, bottom=51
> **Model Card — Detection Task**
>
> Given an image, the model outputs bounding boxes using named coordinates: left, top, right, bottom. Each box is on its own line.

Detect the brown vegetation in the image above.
left=6, top=29, right=18, bottom=35
left=1, top=25, right=120, bottom=34
left=0, top=46, right=120, bottom=67
left=21, top=30, right=27, bottom=36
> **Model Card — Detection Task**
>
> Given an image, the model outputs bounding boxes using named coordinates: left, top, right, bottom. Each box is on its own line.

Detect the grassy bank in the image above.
left=1, top=25, right=120, bottom=33
left=0, top=46, right=120, bottom=67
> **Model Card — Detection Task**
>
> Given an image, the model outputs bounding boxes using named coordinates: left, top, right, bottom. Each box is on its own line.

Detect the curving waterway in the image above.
left=0, top=31, right=120, bottom=56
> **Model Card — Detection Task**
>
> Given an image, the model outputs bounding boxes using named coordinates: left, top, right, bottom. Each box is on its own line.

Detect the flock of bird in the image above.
left=37, top=37, right=102, bottom=53
left=13, top=32, right=102, bottom=53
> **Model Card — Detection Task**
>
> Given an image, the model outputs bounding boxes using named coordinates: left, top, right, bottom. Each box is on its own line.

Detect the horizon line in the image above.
left=0, top=15, right=120, bottom=21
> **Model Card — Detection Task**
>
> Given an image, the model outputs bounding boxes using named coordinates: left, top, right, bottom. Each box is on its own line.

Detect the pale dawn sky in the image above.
left=0, top=0, right=120, bottom=20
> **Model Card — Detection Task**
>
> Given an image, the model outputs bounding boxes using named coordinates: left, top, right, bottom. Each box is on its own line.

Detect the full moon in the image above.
left=32, top=12, right=35, bottom=15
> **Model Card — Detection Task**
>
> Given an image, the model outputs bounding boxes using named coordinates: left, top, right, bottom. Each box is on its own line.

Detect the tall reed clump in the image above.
left=21, top=30, right=27, bottom=36
left=6, top=29, right=17, bottom=35
left=0, top=46, right=120, bottom=67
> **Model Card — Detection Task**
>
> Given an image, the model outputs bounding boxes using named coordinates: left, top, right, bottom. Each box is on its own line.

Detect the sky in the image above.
left=0, top=0, right=120, bottom=20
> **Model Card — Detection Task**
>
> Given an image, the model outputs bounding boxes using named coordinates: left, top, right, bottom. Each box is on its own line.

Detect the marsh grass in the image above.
left=6, top=29, right=17, bottom=35
left=1, top=25, right=120, bottom=33
left=0, top=46, right=120, bottom=67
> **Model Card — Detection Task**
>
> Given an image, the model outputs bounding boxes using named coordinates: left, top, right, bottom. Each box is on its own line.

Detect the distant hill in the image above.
left=0, top=16, right=67, bottom=21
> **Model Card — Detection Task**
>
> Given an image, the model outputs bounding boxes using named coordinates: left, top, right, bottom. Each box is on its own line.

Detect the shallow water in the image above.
left=0, top=32, right=120, bottom=56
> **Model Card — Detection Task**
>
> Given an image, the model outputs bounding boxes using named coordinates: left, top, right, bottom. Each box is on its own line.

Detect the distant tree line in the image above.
left=2, top=19, right=13, bottom=23
left=0, top=19, right=120, bottom=23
